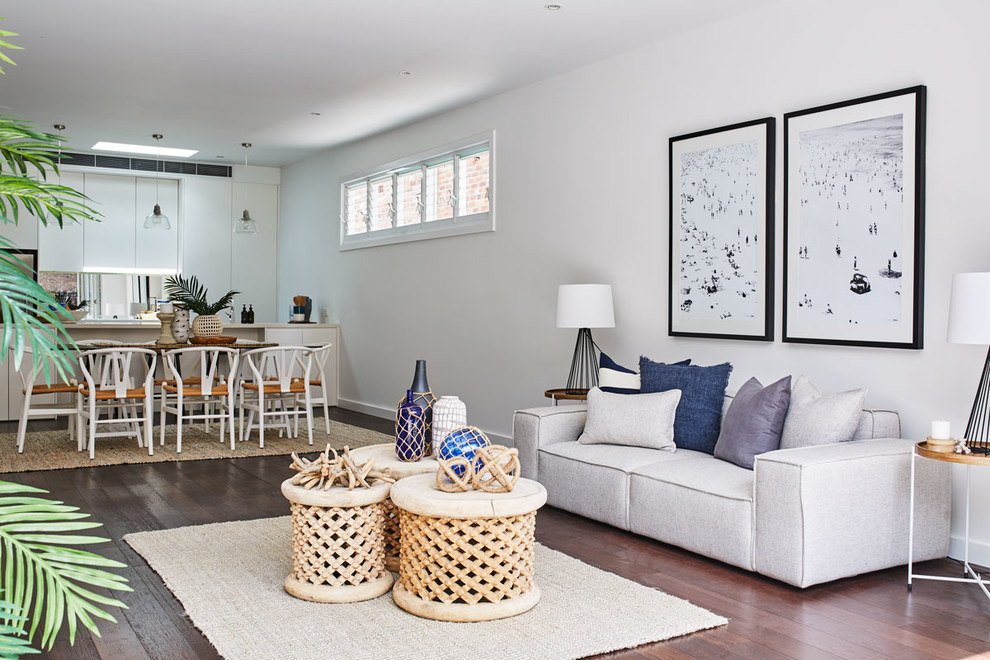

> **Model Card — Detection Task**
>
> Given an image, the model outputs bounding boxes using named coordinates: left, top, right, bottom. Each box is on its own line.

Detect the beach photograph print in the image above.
left=669, top=118, right=774, bottom=340
left=784, top=87, right=925, bottom=349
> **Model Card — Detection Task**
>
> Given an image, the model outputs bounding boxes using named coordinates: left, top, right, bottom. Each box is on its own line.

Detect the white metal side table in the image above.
left=908, top=441, right=990, bottom=600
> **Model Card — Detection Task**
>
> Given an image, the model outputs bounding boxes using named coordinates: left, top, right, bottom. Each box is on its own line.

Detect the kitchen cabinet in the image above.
left=82, top=173, right=136, bottom=271
left=42, top=172, right=179, bottom=273
left=38, top=171, right=85, bottom=271
left=135, top=177, right=179, bottom=272
left=182, top=176, right=233, bottom=311
left=231, top=181, right=278, bottom=325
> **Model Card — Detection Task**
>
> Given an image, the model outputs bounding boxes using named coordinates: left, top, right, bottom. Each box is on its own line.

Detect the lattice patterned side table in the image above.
left=280, top=479, right=394, bottom=603
left=349, top=443, right=438, bottom=572
left=389, top=473, right=548, bottom=622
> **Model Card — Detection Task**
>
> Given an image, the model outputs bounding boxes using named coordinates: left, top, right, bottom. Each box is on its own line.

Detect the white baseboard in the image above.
left=336, top=397, right=510, bottom=446
left=948, top=535, right=990, bottom=568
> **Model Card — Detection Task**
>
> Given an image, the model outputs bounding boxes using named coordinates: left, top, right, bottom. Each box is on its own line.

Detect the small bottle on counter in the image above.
left=247, top=305, right=255, bottom=324
left=240, top=305, right=248, bottom=324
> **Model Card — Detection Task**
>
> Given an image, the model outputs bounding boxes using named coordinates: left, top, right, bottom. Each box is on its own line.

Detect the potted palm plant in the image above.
left=163, top=274, right=239, bottom=338
left=0, top=21, right=130, bottom=658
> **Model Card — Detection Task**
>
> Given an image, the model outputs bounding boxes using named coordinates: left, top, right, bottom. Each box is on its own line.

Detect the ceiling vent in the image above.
left=61, top=152, right=231, bottom=178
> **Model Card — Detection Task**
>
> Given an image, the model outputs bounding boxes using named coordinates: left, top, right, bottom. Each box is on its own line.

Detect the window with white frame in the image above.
left=340, top=133, right=493, bottom=249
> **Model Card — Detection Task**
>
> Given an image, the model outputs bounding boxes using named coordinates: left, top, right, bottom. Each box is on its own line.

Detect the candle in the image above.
left=931, top=419, right=951, bottom=440
left=159, top=302, right=173, bottom=313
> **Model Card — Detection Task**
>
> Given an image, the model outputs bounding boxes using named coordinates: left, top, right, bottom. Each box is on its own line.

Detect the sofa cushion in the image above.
left=538, top=441, right=708, bottom=529
left=780, top=375, right=867, bottom=449
left=578, top=387, right=680, bottom=451
left=714, top=376, right=791, bottom=469
left=598, top=352, right=641, bottom=394
left=629, top=457, right=755, bottom=570
left=639, top=358, right=732, bottom=454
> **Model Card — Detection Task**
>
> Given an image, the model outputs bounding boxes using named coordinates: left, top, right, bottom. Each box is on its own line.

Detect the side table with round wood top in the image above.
left=544, top=388, right=588, bottom=405
left=280, top=479, right=394, bottom=603
left=909, top=441, right=990, bottom=600
left=390, top=472, right=548, bottom=622
left=349, top=443, right=438, bottom=571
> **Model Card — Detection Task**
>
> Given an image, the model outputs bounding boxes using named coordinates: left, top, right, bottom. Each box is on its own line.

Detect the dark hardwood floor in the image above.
left=2, top=410, right=988, bottom=659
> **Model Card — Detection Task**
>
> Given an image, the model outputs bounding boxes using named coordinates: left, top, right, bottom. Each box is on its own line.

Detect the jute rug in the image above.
left=125, top=516, right=727, bottom=660
left=0, top=419, right=390, bottom=473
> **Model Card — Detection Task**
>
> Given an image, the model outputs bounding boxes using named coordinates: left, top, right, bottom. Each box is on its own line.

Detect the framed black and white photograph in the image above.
left=783, top=86, right=926, bottom=349
left=668, top=117, right=775, bottom=341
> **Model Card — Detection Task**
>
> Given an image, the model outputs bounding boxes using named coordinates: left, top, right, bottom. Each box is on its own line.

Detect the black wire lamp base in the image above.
left=564, top=327, right=600, bottom=394
left=964, top=346, right=990, bottom=454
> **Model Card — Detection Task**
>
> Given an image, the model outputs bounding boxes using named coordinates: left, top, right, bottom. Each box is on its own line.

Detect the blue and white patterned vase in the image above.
left=395, top=389, right=425, bottom=462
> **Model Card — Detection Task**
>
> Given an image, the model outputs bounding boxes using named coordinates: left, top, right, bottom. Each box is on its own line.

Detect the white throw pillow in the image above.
left=578, top=387, right=681, bottom=451
left=779, top=375, right=867, bottom=449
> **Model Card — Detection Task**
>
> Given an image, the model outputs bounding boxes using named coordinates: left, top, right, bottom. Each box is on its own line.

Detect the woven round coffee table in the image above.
left=349, top=443, right=438, bottom=571
left=390, top=473, right=548, bottom=622
left=280, top=479, right=394, bottom=603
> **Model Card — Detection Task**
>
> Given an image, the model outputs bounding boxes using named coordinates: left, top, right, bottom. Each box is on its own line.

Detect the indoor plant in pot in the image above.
left=163, top=274, right=239, bottom=338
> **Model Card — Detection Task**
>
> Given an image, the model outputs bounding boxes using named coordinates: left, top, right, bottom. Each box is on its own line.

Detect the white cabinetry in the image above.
left=40, top=172, right=179, bottom=273
left=82, top=173, right=135, bottom=271
left=232, top=182, right=278, bottom=324
left=182, top=177, right=232, bottom=300
left=263, top=326, right=337, bottom=406
left=135, top=177, right=179, bottom=272
left=38, top=171, right=85, bottom=271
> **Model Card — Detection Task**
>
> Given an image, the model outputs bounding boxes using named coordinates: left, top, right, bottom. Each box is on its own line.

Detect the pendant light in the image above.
left=143, top=134, right=171, bottom=230
left=52, top=124, right=65, bottom=224
left=233, top=142, right=259, bottom=234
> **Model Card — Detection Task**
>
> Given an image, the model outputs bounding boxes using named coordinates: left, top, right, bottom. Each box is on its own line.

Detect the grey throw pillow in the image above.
left=578, top=387, right=681, bottom=451
left=779, top=375, right=867, bottom=449
left=713, top=376, right=791, bottom=469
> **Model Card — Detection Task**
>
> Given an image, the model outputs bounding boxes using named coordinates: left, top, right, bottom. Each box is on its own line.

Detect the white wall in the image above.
left=279, top=0, right=990, bottom=562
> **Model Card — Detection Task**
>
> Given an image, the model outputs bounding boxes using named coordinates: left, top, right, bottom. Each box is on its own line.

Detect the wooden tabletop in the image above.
left=83, top=342, right=278, bottom=352
left=915, top=441, right=990, bottom=465
left=544, top=388, right=589, bottom=401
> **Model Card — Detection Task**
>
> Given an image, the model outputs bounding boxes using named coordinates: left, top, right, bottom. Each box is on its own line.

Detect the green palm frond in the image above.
left=0, top=116, right=101, bottom=229
left=164, top=274, right=239, bottom=316
left=0, top=237, right=76, bottom=386
left=0, top=596, right=37, bottom=657
left=0, top=481, right=131, bottom=652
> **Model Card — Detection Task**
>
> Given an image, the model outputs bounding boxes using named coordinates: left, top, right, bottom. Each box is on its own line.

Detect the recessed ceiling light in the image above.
left=216, top=155, right=225, bottom=159
left=399, top=70, right=413, bottom=76
left=545, top=3, right=562, bottom=10
left=92, top=141, right=198, bottom=158
left=310, top=112, right=322, bottom=116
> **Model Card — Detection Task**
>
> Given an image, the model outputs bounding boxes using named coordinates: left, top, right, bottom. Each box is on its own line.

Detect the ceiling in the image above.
left=1, top=0, right=781, bottom=168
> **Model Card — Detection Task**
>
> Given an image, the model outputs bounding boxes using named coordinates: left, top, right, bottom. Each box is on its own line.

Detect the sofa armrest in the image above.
left=753, top=438, right=951, bottom=588
left=512, top=405, right=587, bottom=480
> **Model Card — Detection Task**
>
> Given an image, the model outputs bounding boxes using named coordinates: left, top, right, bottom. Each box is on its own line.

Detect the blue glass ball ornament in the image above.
left=437, top=426, right=491, bottom=477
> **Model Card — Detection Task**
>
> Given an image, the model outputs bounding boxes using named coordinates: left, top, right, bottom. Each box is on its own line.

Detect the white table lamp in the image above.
left=556, top=284, right=615, bottom=393
left=947, top=272, right=990, bottom=453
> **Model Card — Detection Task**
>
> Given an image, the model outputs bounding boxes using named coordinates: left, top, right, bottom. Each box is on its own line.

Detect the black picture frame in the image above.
left=783, top=86, right=926, bottom=349
left=668, top=117, right=775, bottom=341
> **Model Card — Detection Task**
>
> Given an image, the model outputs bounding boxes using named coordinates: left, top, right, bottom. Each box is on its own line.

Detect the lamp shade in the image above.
left=947, top=272, right=990, bottom=344
left=556, top=284, right=615, bottom=329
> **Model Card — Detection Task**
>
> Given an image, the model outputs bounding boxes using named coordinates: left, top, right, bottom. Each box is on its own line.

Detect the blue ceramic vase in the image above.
left=395, top=389, right=425, bottom=462
left=407, top=360, right=437, bottom=455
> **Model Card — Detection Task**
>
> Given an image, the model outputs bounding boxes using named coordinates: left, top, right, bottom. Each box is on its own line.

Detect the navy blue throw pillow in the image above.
left=639, top=357, right=732, bottom=454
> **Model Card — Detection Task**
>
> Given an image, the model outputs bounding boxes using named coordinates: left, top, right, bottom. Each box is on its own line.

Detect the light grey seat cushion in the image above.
left=539, top=442, right=708, bottom=529
left=629, top=457, right=756, bottom=570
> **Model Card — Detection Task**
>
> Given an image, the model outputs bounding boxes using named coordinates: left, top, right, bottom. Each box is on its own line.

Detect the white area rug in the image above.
left=125, top=517, right=726, bottom=660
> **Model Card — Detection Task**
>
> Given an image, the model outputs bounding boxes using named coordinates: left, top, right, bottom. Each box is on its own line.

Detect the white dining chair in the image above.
left=10, top=347, right=82, bottom=453
left=294, top=343, right=333, bottom=435
left=77, top=347, right=157, bottom=459
left=159, top=346, right=240, bottom=452
left=239, top=346, right=313, bottom=448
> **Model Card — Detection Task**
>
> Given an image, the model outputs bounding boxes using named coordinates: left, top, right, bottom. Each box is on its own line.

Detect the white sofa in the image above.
left=512, top=402, right=951, bottom=588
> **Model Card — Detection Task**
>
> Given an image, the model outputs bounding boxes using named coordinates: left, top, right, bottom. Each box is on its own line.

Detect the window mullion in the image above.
left=391, top=173, right=398, bottom=229
left=420, top=164, right=427, bottom=225
left=452, top=154, right=460, bottom=220
left=365, top=180, right=372, bottom=233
